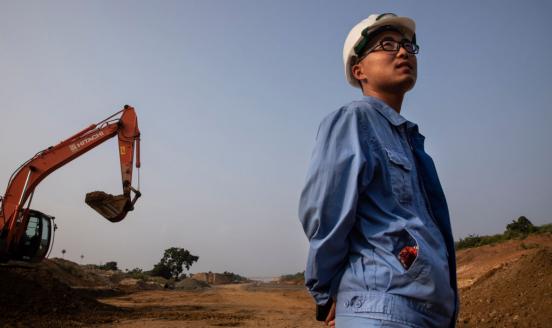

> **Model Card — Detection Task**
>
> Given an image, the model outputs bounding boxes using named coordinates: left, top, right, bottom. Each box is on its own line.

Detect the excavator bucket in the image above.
left=85, top=191, right=130, bottom=223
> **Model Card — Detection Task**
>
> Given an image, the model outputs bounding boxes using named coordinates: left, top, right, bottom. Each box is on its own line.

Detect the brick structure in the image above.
left=192, top=272, right=234, bottom=285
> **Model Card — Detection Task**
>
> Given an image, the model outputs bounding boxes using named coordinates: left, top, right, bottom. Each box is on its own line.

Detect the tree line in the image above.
left=455, top=216, right=551, bottom=250
left=88, top=247, right=199, bottom=280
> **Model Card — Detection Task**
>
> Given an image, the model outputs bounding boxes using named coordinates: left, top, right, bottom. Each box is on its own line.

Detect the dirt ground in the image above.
left=0, top=260, right=321, bottom=327
left=1, top=233, right=551, bottom=327
left=97, top=284, right=320, bottom=328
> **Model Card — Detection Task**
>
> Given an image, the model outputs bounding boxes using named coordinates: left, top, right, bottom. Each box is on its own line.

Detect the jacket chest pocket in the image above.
left=385, top=148, right=414, bottom=205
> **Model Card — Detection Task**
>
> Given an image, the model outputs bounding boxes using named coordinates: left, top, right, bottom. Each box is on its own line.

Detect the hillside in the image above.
left=456, top=233, right=552, bottom=327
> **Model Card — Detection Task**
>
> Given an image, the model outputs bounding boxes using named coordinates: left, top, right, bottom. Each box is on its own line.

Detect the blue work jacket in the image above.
left=299, top=96, right=458, bottom=328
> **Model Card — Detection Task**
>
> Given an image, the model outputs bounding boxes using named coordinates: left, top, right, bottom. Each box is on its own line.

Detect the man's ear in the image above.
left=351, top=64, right=366, bottom=85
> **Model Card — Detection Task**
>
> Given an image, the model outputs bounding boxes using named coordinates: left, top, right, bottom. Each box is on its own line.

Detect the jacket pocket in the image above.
left=385, top=148, right=414, bottom=205
left=396, top=228, right=425, bottom=279
left=381, top=228, right=426, bottom=281
left=370, top=228, right=429, bottom=291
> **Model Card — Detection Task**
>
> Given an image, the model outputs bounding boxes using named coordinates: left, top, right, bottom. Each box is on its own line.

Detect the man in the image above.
left=299, top=13, right=458, bottom=327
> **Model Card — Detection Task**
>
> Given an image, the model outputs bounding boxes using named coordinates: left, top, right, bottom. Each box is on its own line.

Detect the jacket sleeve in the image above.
left=299, top=108, right=368, bottom=305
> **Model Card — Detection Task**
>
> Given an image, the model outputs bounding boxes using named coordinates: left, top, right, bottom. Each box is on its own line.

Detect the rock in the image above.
left=118, top=278, right=139, bottom=286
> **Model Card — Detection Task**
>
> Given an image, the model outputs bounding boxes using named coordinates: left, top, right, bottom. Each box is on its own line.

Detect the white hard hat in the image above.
left=343, top=13, right=416, bottom=88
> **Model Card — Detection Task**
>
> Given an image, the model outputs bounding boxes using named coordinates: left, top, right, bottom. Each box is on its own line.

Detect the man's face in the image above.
left=352, top=30, right=417, bottom=94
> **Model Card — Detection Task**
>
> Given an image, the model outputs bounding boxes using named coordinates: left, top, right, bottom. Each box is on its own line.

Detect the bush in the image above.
left=222, top=271, right=248, bottom=283
left=150, top=262, right=172, bottom=280
left=505, top=216, right=537, bottom=237
left=455, top=234, right=510, bottom=250
left=536, top=223, right=552, bottom=234
left=280, top=271, right=305, bottom=283
left=455, top=234, right=483, bottom=249
left=98, top=261, right=118, bottom=271
left=126, top=267, right=149, bottom=280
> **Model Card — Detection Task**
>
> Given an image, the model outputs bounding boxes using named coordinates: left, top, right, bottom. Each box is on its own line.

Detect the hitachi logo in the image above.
left=69, top=131, right=104, bottom=152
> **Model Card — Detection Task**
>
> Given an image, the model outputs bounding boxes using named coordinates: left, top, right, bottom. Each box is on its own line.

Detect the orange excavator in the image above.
left=0, top=105, right=141, bottom=262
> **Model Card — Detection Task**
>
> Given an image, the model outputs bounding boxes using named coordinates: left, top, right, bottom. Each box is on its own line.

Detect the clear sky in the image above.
left=1, top=0, right=551, bottom=277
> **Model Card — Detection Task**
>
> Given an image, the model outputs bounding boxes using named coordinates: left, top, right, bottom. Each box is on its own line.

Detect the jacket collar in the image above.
left=361, top=96, right=408, bottom=126
left=361, top=96, right=421, bottom=131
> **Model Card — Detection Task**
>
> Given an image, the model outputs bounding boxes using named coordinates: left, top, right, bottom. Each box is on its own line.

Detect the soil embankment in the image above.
left=456, top=234, right=552, bottom=327
left=0, top=259, right=125, bottom=327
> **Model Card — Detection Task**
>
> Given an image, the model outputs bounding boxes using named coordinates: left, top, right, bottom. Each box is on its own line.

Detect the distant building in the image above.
left=192, top=272, right=234, bottom=285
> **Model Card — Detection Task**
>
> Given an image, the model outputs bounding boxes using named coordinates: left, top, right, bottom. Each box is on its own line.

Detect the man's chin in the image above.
left=400, top=74, right=417, bottom=89
left=386, top=78, right=416, bottom=94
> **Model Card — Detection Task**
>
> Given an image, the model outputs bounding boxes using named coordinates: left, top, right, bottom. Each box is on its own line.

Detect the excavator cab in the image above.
left=15, top=210, right=54, bottom=262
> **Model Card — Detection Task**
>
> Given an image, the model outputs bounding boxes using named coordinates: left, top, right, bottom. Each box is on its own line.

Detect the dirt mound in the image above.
left=174, top=278, right=211, bottom=290
left=0, top=259, right=123, bottom=326
left=457, top=247, right=552, bottom=327
left=45, top=258, right=113, bottom=287
left=456, top=234, right=552, bottom=288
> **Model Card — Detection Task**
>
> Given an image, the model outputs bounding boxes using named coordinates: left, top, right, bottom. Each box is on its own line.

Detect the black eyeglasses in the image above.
left=357, top=38, right=419, bottom=62
left=371, top=38, right=419, bottom=54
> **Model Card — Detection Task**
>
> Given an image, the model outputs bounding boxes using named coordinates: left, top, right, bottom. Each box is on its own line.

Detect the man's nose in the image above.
left=396, top=45, right=410, bottom=58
